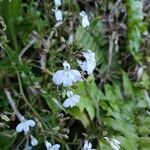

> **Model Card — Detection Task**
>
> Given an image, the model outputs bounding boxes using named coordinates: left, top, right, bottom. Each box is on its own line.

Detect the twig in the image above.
left=107, top=31, right=116, bottom=71
left=56, top=21, right=74, bottom=52
left=18, top=32, right=38, bottom=61
left=4, top=89, right=25, bottom=122
left=39, top=22, right=63, bottom=70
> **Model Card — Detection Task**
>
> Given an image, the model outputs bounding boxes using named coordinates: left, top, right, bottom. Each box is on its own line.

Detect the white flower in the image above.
left=16, top=119, right=35, bottom=133
left=45, top=140, right=60, bottom=150
left=30, top=135, right=38, bottom=146
left=77, top=50, right=96, bottom=75
left=137, top=65, right=146, bottom=80
left=63, top=90, right=80, bottom=108
left=53, top=61, right=82, bottom=87
left=79, top=11, right=90, bottom=28
left=104, top=137, right=121, bottom=150
left=54, top=0, right=61, bottom=7
left=83, top=140, right=95, bottom=150
left=54, top=9, right=63, bottom=21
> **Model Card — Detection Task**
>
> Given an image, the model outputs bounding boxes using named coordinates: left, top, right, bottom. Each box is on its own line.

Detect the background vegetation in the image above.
left=0, top=0, right=150, bottom=149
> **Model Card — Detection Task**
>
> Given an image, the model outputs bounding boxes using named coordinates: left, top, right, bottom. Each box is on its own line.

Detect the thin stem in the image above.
left=4, top=89, right=25, bottom=122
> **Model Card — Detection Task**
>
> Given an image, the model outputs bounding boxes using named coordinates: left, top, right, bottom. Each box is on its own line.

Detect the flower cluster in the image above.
left=53, top=49, right=96, bottom=109
left=15, top=1, right=95, bottom=149
left=53, top=0, right=90, bottom=28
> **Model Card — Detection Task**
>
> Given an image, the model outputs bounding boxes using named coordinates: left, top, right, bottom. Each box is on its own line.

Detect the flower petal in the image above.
left=16, top=123, right=23, bottom=132
left=26, top=120, right=36, bottom=127
left=52, top=144, right=60, bottom=150
left=45, top=140, right=52, bottom=149
left=63, top=95, right=80, bottom=108
left=54, top=0, right=61, bottom=7
left=30, top=135, right=38, bottom=146
left=53, top=70, right=64, bottom=85
left=62, top=72, right=74, bottom=87
left=55, top=9, right=63, bottom=21
left=71, top=70, right=82, bottom=82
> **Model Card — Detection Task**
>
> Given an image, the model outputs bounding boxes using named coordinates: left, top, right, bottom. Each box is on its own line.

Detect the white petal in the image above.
left=30, top=135, right=38, bottom=146
left=53, top=70, right=64, bottom=85
left=83, top=140, right=92, bottom=150
left=82, top=16, right=90, bottom=28
left=45, top=141, right=52, bottom=149
left=77, top=60, right=88, bottom=72
left=112, top=139, right=121, bottom=145
left=55, top=9, right=63, bottom=21
left=71, top=70, right=82, bottom=82
left=79, top=11, right=86, bottom=17
left=26, top=120, right=36, bottom=127
left=16, top=123, right=23, bottom=132
left=63, top=95, right=80, bottom=108
left=78, top=50, right=96, bottom=74
left=54, top=0, right=61, bottom=7
left=23, top=124, right=30, bottom=133
left=83, top=50, right=95, bottom=61
left=62, top=72, right=75, bottom=87
left=52, top=144, right=60, bottom=150
left=86, top=61, right=96, bottom=75
left=63, top=97, right=71, bottom=108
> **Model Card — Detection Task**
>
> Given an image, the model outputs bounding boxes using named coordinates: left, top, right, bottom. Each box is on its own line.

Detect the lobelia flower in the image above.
left=16, top=119, right=35, bottom=134
left=53, top=61, right=82, bottom=87
left=54, top=0, right=61, bottom=7
left=63, top=90, right=80, bottom=108
left=45, top=140, right=60, bottom=150
left=77, top=50, right=96, bottom=75
left=83, top=140, right=95, bottom=150
left=30, top=135, right=38, bottom=146
left=104, top=137, right=121, bottom=150
left=79, top=11, right=90, bottom=28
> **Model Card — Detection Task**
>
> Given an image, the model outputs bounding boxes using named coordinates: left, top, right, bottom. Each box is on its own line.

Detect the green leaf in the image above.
left=122, top=72, right=134, bottom=96
left=0, top=131, right=17, bottom=150
left=69, top=108, right=90, bottom=127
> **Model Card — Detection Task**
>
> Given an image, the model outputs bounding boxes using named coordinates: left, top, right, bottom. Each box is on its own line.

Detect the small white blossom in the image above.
left=104, top=137, right=121, bottom=150
left=53, top=61, right=82, bottom=87
left=54, top=0, right=61, bottom=7
left=79, top=11, right=90, bottom=28
left=77, top=50, right=96, bottom=75
left=45, top=140, right=60, bottom=150
left=54, top=9, right=63, bottom=21
left=137, top=65, right=146, bottom=80
left=30, top=135, right=38, bottom=146
left=16, top=119, right=35, bottom=133
left=83, top=140, right=95, bottom=150
left=63, top=90, right=80, bottom=108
